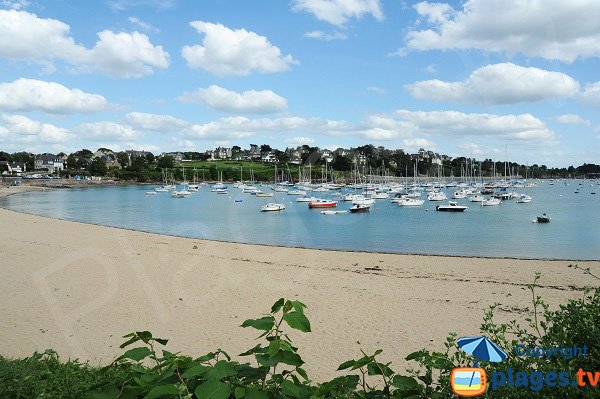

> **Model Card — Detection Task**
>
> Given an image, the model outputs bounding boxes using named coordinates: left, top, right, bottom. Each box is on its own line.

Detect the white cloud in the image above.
left=0, top=78, right=107, bottom=113
left=182, top=21, right=296, bottom=76
left=178, top=85, right=288, bottom=114
left=0, top=114, right=72, bottom=143
left=303, top=30, right=348, bottom=41
left=403, top=0, right=600, bottom=62
left=556, top=114, right=590, bottom=126
left=394, top=110, right=555, bottom=141
left=0, top=10, right=169, bottom=77
left=1, top=0, right=30, bottom=10
left=128, top=16, right=159, bottom=33
left=292, top=0, right=384, bottom=27
left=75, top=121, right=139, bottom=141
left=90, top=30, right=169, bottom=78
left=124, top=112, right=189, bottom=132
left=106, top=0, right=175, bottom=12
left=581, top=82, right=600, bottom=108
left=286, top=136, right=315, bottom=146
left=367, top=86, right=385, bottom=94
left=424, top=64, right=437, bottom=73
left=405, top=63, right=579, bottom=104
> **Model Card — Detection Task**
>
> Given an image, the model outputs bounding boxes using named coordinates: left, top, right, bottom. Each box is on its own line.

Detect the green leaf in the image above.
left=118, top=347, right=152, bottom=361
left=239, top=344, right=267, bottom=357
left=88, top=384, right=120, bottom=399
left=350, top=356, right=371, bottom=370
left=234, top=387, right=245, bottom=398
left=119, top=334, right=140, bottom=349
left=181, top=364, right=208, bottom=378
left=271, top=298, right=285, bottom=314
left=204, top=360, right=237, bottom=380
left=405, top=350, right=426, bottom=361
left=337, top=360, right=355, bottom=370
left=392, top=376, right=420, bottom=391
left=290, top=300, right=307, bottom=314
left=245, top=388, right=268, bottom=399
left=256, top=351, right=304, bottom=367
left=194, top=380, right=230, bottom=399
left=296, top=367, right=309, bottom=381
left=282, top=311, right=311, bottom=332
left=281, top=380, right=300, bottom=398
left=240, top=316, right=275, bottom=331
left=154, top=338, right=169, bottom=346
left=267, top=340, right=281, bottom=357
left=143, top=384, right=179, bottom=399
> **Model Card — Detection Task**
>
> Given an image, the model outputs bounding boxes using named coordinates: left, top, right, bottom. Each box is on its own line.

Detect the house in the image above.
left=0, top=161, right=26, bottom=175
left=321, top=150, right=334, bottom=163
left=285, top=147, right=303, bottom=165
left=248, top=144, right=261, bottom=160
left=34, top=154, right=64, bottom=174
left=261, top=152, right=278, bottom=163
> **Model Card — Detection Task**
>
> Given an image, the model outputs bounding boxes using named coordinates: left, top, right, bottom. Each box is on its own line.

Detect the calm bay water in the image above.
left=2, top=181, right=599, bottom=260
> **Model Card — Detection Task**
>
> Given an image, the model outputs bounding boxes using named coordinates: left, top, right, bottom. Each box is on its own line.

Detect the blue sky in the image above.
left=1, top=0, right=599, bottom=167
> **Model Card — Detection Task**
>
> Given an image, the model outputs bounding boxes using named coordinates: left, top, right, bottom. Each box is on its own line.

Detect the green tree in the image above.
left=157, top=155, right=175, bottom=169
left=332, top=155, right=352, bottom=171
left=116, top=152, right=129, bottom=168
left=88, top=158, right=108, bottom=176
left=145, top=153, right=155, bottom=164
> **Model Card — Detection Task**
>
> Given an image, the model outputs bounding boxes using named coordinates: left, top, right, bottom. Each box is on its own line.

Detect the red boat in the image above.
left=308, top=199, right=337, bottom=208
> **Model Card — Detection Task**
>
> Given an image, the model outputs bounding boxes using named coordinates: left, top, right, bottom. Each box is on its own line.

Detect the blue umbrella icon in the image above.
left=457, top=336, right=507, bottom=389
left=457, top=336, right=507, bottom=363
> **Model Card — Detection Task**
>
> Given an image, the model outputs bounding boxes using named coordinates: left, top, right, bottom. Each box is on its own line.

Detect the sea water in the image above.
left=2, top=181, right=599, bottom=260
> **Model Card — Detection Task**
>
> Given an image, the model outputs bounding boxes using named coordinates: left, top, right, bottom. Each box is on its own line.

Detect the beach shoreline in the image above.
left=1, top=184, right=599, bottom=381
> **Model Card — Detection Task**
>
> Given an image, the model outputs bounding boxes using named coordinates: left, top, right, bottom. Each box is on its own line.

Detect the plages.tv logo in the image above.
left=450, top=336, right=507, bottom=397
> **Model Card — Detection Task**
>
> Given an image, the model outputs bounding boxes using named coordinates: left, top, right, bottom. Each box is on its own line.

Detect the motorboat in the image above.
left=516, top=194, right=532, bottom=203
left=469, top=194, right=485, bottom=202
left=435, top=201, right=468, bottom=212
left=255, top=192, right=273, bottom=197
left=372, top=192, right=389, bottom=199
left=260, top=203, right=285, bottom=212
left=296, top=196, right=318, bottom=202
left=482, top=198, right=501, bottom=206
left=535, top=213, right=551, bottom=223
left=398, top=198, right=425, bottom=207
left=145, top=191, right=156, bottom=195
left=321, top=210, right=348, bottom=215
left=154, top=186, right=169, bottom=192
left=308, top=199, right=337, bottom=208
left=427, top=191, right=447, bottom=201
left=350, top=203, right=371, bottom=213
left=287, top=190, right=307, bottom=196
left=452, top=190, right=468, bottom=199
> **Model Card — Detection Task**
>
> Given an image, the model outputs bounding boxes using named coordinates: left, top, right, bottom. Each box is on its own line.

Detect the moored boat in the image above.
left=260, top=203, right=285, bottom=212
left=350, top=203, right=371, bottom=213
left=308, top=199, right=337, bottom=208
left=535, top=213, right=551, bottom=223
left=435, top=201, right=468, bottom=212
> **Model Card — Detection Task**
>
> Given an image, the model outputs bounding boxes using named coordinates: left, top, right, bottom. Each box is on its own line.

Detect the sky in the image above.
left=1, top=0, right=599, bottom=167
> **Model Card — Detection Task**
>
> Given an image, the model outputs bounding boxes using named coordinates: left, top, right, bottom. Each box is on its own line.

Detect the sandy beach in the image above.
left=1, top=184, right=599, bottom=381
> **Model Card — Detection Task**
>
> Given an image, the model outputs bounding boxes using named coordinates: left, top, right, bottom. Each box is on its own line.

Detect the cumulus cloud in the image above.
left=405, top=63, right=580, bottom=104
left=178, top=85, right=288, bottom=114
left=286, top=136, right=315, bottom=146
left=1, top=0, right=30, bottom=10
left=75, top=121, right=139, bottom=141
left=581, top=82, right=600, bottom=108
left=0, top=78, right=107, bottom=113
left=393, top=110, right=555, bottom=141
left=403, top=0, right=600, bottom=62
left=555, top=114, right=590, bottom=125
left=0, top=10, right=169, bottom=77
left=128, top=16, right=159, bottom=33
left=303, top=30, right=348, bottom=41
left=292, top=0, right=384, bottom=27
left=182, top=21, right=296, bottom=76
left=124, top=112, right=190, bottom=132
left=0, top=114, right=72, bottom=143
